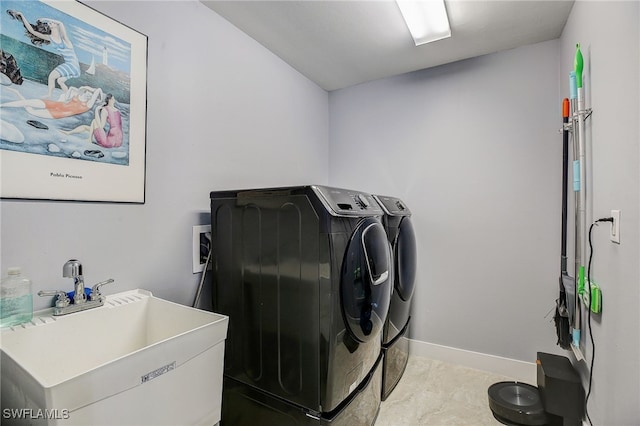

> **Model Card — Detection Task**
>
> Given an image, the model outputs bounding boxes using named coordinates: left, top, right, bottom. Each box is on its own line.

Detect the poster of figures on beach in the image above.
left=0, top=0, right=147, bottom=203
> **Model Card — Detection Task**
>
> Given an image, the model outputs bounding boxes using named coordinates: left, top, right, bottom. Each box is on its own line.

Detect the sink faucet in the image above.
left=38, top=259, right=114, bottom=316
left=63, top=259, right=85, bottom=305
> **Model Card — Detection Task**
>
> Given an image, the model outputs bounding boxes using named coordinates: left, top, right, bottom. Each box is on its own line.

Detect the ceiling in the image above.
left=201, top=1, right=574, bottom=92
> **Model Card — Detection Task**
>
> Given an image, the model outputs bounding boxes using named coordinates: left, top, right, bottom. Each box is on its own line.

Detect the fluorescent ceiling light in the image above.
left=396, top=0, right=451, bottom=46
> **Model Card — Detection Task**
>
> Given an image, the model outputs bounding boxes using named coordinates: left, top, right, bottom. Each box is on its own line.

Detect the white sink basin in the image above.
left=1, top=289, right=228, bottom=426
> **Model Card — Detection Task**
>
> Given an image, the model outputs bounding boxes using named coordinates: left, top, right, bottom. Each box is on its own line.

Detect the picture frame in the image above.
left=0, top=0, right=148, bottom=203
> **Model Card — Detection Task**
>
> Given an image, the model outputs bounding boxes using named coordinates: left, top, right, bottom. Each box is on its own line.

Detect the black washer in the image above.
left=372, top=194, right=417, bottom=401
left=210, top=185, right=391, bottom=424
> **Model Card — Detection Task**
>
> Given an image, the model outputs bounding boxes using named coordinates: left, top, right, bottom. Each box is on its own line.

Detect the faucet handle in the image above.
left=38, top=290, right=71, bottom=308
left=90, top=279, right=114, bottom=301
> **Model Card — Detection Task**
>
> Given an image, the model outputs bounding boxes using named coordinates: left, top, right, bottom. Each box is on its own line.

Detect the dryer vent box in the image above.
left=536, top=352, right=584, bottom=420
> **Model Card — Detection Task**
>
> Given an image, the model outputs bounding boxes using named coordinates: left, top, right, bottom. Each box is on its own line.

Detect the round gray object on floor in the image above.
left=487, top=381, right=548, bottom=426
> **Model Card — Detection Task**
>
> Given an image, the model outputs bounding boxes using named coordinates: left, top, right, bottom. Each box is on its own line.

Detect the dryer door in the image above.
left=395, top=216, right=417, bottom=302
left=341, top=218, right=391, bottom=343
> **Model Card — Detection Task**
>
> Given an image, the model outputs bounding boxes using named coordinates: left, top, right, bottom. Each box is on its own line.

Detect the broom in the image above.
left=554, top=98, right=572, bottom=350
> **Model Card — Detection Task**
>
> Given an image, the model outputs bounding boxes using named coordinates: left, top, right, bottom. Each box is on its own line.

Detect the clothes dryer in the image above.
left=372, top=195, right=417, bottom=400
left=210, top=185, right=392, bottom=425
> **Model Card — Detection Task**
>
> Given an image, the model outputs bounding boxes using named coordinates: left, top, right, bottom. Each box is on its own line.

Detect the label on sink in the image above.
left=141, top=361, right=176, bottom=384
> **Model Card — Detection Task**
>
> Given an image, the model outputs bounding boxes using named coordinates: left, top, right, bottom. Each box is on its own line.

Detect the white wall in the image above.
left=0, top=1, right=329, bottom=309
left=559, top=1, right=640, bottom=424
left=329, top=39, right=563, bottom=363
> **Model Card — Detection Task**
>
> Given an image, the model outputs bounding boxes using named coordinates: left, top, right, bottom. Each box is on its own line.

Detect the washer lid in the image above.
left=341, top=218, right=391, bottom=342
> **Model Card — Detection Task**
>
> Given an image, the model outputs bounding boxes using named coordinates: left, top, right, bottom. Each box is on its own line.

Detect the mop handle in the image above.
left=561, top=98, right=570, bottom=273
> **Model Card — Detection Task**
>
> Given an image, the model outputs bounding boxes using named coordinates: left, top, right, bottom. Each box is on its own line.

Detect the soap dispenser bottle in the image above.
left=0, top=267, right=33, bottom=327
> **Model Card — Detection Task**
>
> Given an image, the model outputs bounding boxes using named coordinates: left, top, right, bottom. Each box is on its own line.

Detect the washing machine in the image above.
left=372, top=195, right=417, bottom=400
left=210, top=185, right=392, bottom=425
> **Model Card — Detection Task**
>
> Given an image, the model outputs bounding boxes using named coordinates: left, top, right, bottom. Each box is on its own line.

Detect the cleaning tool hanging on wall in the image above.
left=572, top=43, right=589, bottom=351
left=554, top=98, right=572, bottom=350
left=569, top=69, right=581, bottom=350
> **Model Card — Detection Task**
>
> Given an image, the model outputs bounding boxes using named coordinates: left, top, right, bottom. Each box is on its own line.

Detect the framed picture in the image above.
left=0, top=0, right=148, bottom=203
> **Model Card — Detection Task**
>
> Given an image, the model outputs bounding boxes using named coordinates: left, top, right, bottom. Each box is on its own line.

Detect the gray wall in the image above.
left=0, top=1, right=329, bottom=309
left=328, top=1, right=640, bottom=422
left=560, top=1, right=639, bottom=424
left=329, top=39, right=563, bottom=362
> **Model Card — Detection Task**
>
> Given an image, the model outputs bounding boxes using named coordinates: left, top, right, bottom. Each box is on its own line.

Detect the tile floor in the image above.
left=376, top=355, right=514, bottom=425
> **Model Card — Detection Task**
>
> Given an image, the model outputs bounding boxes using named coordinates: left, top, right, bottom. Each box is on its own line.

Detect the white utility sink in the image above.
left=1, top=289, right=228, bottom=426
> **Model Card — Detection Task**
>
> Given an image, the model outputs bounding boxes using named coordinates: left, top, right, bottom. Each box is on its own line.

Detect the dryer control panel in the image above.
left=372, top=195, right=412, bottom=216
left=312, top=186, right=384, bottom=217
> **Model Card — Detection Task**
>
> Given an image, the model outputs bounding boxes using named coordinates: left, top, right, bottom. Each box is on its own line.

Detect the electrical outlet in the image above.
left=610, top=210, right=620, bottom=244
left=192, top=225, right=211, bottom=273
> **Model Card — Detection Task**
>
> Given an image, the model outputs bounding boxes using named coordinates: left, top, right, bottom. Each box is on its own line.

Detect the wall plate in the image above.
left=192, top=225, right=211, bottom=273
left=610, top=210, right=620, bottom=244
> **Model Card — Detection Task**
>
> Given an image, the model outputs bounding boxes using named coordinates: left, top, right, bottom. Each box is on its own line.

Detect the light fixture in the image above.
left=396, top=0, right=451, bottom=46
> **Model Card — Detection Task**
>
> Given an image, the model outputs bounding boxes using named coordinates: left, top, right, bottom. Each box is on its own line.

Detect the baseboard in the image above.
left=408, top=338, right=537, bottom=384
